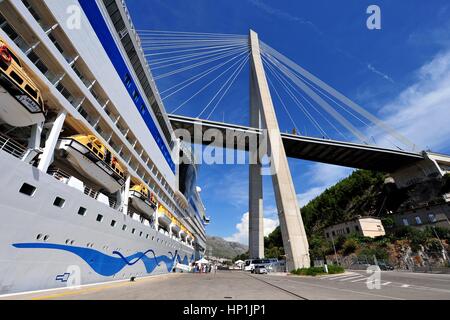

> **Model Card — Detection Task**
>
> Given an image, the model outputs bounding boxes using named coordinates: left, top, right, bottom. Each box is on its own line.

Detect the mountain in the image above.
left=206, top=236, right=248, bottom=259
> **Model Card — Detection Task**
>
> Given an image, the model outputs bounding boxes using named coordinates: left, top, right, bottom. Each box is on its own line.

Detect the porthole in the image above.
left=19, top=183, right=36, bottom=196
left=146, top=234, right=149, bottom=239
left=139, top=231, right=143, bottom=237
left=122, top=225, right=127, bottom=231
left=131, top=228, right=136, bottom=234
left=70, top=240, right=75, bottom=245
left=96, top=214, right=103, bottom=222
left=53, top=197, right=66, bottom=208
left=36, top=234, right=43, bottom=240
left=65, top=239, right=70, bottom=244
left=78, top=207, right=87, bottom=216
left=43, top=235, right=49, bottom=241
left=111, top=220, right=117, bottom=227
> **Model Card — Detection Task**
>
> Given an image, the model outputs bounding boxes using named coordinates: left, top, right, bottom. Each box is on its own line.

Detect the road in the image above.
left=2, top=270, right=450, bottom=300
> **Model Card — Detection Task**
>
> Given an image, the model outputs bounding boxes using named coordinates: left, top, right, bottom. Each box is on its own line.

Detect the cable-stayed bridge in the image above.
left=167, top=113, right=424, bottom=173
left=138, top=29, right=450, bottom=270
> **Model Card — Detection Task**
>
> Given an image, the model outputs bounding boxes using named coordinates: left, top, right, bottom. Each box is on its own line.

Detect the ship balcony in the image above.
left=0, top=131, right=27, bottom=159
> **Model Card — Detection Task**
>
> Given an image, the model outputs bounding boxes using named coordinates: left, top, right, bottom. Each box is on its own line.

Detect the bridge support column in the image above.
left=249, top=67, right=264, bottom=259
left=249, top=30, right=310, bottom=270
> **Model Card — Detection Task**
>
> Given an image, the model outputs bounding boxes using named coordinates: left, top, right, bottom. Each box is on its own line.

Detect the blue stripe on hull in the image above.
left=13, top=243, right=193, bottom=276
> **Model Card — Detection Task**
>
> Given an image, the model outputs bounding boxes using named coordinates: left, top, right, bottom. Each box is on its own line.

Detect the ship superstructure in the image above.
left=0, top=0, right=208, bottom=294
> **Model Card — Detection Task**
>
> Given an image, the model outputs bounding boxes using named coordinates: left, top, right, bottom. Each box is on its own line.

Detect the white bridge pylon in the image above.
left=248, top=30, right=310, bottom=270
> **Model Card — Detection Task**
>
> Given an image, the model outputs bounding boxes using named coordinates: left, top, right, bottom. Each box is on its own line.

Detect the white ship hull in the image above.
left=0, top=151, right=195, bottom=295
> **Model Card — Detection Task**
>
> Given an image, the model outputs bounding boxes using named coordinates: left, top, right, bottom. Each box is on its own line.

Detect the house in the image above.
left=392, top=202, right=450, bottom=230
left=324, top=216, right=385, bottom=240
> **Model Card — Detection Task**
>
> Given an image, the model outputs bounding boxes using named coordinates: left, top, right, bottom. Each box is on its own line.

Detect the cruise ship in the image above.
left=0, top=0, right=209, bottom=294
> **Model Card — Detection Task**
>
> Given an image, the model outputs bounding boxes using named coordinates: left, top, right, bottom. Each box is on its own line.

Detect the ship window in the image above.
left=124, top=73, right=131, bottom=87
left=111, top=220, right=117, bottom=227
left=19, top=183, right=36, bottom=196
left=131, top=228, right=136, bottom=234
left=10, top=71, right=24, bottom=85
left=78, top=207, right=87, bottom=216
left=25, top=85, right=38, bottom=99
left=122, top=224, right=127, bottom=231
left=53, top=197, right=65, bottom=208
left=96, top=214, right=103, bottom=222
left=146, top=234, right=149, bottom=239
left=139, top=231, right=143, bottom=237
left=132, top=90, right=139, bottom=102
left=43, top=235, right=49, bottom=241
left=36, top=234, right=42, bottom=240
left=0, top=59, right=7, bottom=71
left=7, top=49, right=21, bottom=67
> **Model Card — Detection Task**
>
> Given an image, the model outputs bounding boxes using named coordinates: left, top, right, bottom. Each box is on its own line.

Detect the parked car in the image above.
left=252, top=265, right=268, bottom=274
left=377, top=262, right=394, bottom=271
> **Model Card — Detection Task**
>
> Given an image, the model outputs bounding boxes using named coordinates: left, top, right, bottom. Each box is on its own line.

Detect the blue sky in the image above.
left=126, top=0, right=450, bottom=244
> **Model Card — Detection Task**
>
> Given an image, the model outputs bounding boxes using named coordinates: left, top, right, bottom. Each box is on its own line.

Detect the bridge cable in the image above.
left=263, top=55, right=349, bottom=141
left=260, top=42, right=415, bottom=150
left=170, top=49, right=250, bottom=113
left=161, top=50, right=249, bottom=99
left=263, top=51, right=370, bottom=144
left=205, top=54, right=250, bottom=120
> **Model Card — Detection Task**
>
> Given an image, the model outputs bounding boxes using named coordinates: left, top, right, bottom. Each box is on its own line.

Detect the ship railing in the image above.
left=0, top=132, right=27, bottom=159
left=84, top=185, right=100, bottom=199
left=47, top=167, right=71, bottom=181
left=108, top=197, right=117, bottom=209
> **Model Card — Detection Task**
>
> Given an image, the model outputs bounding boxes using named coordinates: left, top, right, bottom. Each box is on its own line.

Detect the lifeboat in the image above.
left=170, top=217, right=181, bottom=238
left=129, top=183, right=157, bottom=219
left=157, top=204, right=172, bottom=229
left=0, top=36, right=45, bottom=127
left=56, top=134, right=125, bottom=193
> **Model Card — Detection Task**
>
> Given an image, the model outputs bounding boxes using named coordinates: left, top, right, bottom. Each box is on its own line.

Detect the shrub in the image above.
left=291, top=265, right=344, bottom=276
left=327, top=265, right=345, bottom=274
left=342, top=239, right=358, bottom=255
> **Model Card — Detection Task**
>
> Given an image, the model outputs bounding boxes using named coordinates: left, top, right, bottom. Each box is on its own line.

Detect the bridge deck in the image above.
left=168, top=114, right=424, bottom=173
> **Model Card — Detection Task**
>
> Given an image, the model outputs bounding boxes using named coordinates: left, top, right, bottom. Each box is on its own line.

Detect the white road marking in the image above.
left=351, top=277, right=369, bottom=283
left=401, top=284, right=410, bottom=288
left=324, top=274, right=357, bottom=280
left=339, top=276, right=364, bottom=282
left=382, top=282, right=392, bottom=286
left=283, top=278, right=404, bottom=300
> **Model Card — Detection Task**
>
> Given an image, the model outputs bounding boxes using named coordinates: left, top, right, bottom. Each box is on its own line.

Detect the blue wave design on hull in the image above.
left=12, top=243, right=193, bottom=277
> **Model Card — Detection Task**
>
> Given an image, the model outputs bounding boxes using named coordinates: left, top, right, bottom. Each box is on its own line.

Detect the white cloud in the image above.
left=247, top=0, right=322, bottom=36
left=367, top=64, right=394, bottom=83
left=368, top=49, right=450, bottom=152
left=225, top=211, right=279, bottom=245
left=296, top=163, right=352, bottom=207
left=296, top=48, right=450, bottom=209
